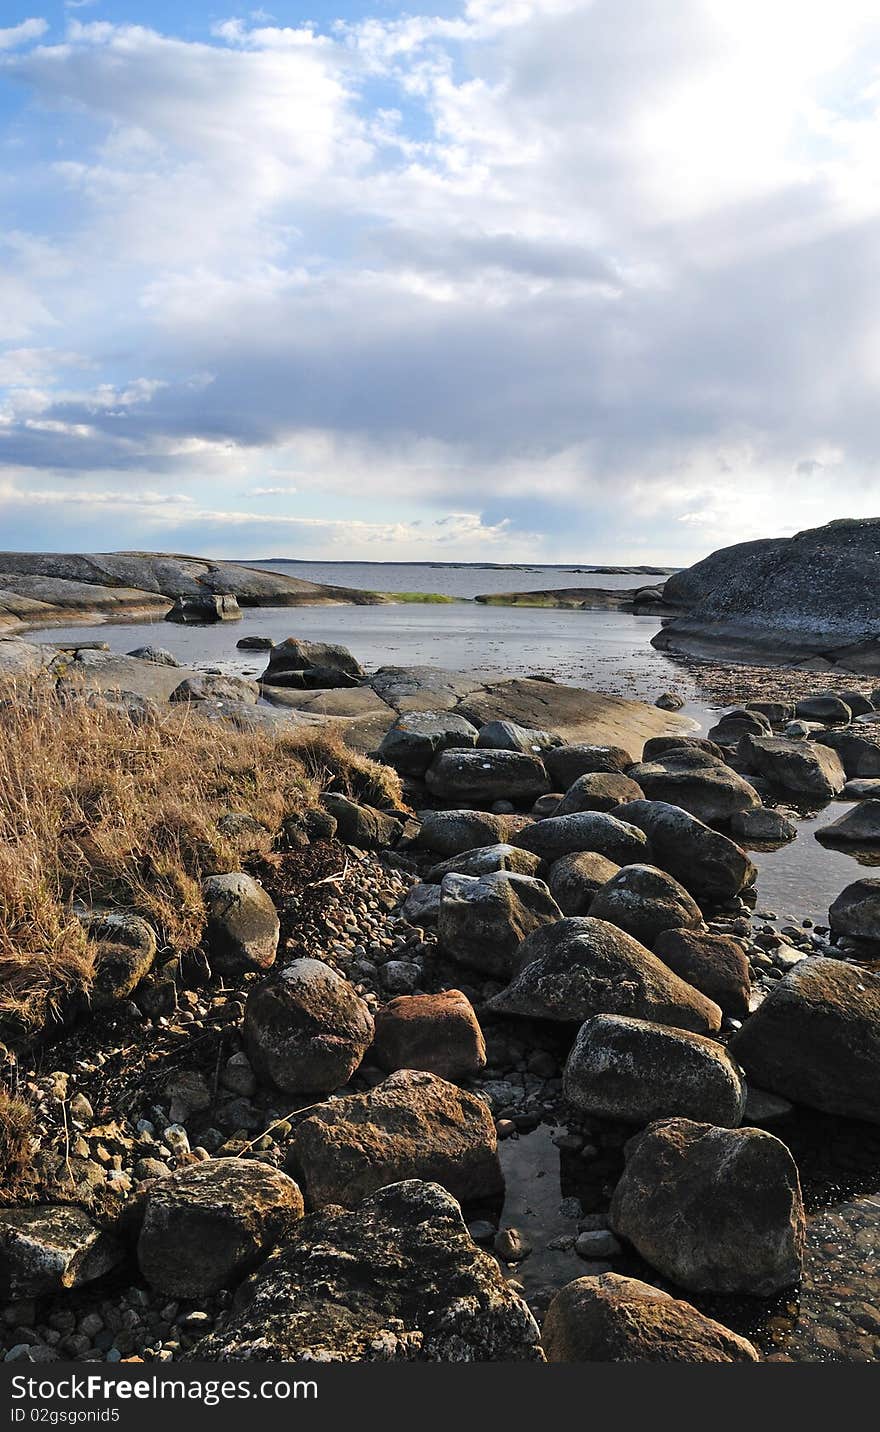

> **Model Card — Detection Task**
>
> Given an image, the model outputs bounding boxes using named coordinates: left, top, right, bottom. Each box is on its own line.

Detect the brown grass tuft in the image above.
left=0, top=1087, right=36, bottom=1200
left=0, top=679, right=402, bottom=1041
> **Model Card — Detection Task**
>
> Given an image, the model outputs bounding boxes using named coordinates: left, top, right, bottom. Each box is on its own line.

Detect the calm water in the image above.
left=239, top=559, right=674, bottom=599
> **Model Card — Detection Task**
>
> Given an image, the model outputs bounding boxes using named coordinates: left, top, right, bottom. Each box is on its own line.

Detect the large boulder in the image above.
left=730, top=958, right=880, bottom=1124
left=547, top=851, right=621, bottom=916
left=818, top=728, right=880, bottom=777
left=614, top=802, right=755, bottom=904
left=425, top=843, right=542, bottom=883
left=512, top=811, right=649, bottom=865
left=424, top=748, right=550, bottom=805
left=170, top=673, right=259, bottom=705
left=563, top=1015, right=745, bottom=1127
left=737, top=735, right=845, bottom=799
left=626, top=752, right=761, bottom=825
left=609, top=1119, right=805, bottom=1295
left=545, top=744, right=631, bottom=787
left=707, top=710, right=771, bottom=746
left=0, top=1208, right=122, bottom=1299
left=377, top=711, right=478, bottom=775
left=137, top=1159, right=304, bottom=1297
left=588, top=864, right=703, bottom=946
left=828, top=876, right=880, bottom=940
left=415, top=809, right=528, bottom=856
left=127, top=645, right=181, bottom=666
left=542, top=1273, right=759, bottom=1363
left=653, top=928, right=751, bottom=1018
left=372, top=990, right=486, bottom=1080
left=321, top=793, right=401, bottom=849
left=189, top=1181, right=543, bottom=1362
left=729, top=806, right=797, bottom=843
left=80, top=911, right=157, bottom=1008
left=795, top=694, right=852, bottom=724
left=261, top=639, right=365, bottom=688
left=292, top=1070, right=504, bottom=1208
left=437, top=870, right=561, bottom=978
left=476, top=719, right=562, bottom=754
left=244, top=959, right=374, bottom=1094
left=166, top=592, right=241, bottom=623
left=643, top=736, right=725, bottom=761
left=202, top=873, right=279, bottom=973
left=555, top=772, right=645, bottom=815
left=815, top=799, right=880, bottom=845
left=487, top=918, right=721, bottom=1033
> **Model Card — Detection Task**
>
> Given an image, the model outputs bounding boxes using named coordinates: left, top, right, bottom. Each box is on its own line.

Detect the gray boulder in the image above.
left=737, top=735, right=846, bottom=798
left=547, top=851, right=621, bottom=915
left=828, top=876, right=880, bottom=940
left=80, top=911, right=157, bottom=1008
left=190, top=1181, right=542, bottom=1362
left=127, top=645, right=181, bottom=666
left=425, top=843, right=542, bottom=883
left=542, top=1273, right=759, bottom=1363
left=626, top=752, right=761, bottom=824
left=261, top=638, right=364, bottom=687
left=137, top=1159, right=304, bottom=1297
left=321, top=793, right=401, bottom=849
left=653, top=928, right=751, bottom=1018
left=730, top=957, right=880, bottom=1124
left=476, top=720, right=562, bottom=754
left=292, top=1070, right=504, bottom=1208
left=729, top=807, right=797, bottom=843
left=166, top=592, right=241, bottom=623
left=487, top=917, right=721, bottom=1032
left=555, top=772, right=644, bottom=815
left=545, top=745, right=631, bottom=787
left=707, top=710, right=770, bottom=745
left=0, top=1208, right=122, bottom=1298
left=815, top=727, right=880, bottom=777
left=795, top=694, right=851, bottom=724
left=438, top=870, right=561, bottom=977
left=377, top=711, right=478, bottom=775
left=588, top=863, right=703, bottom=945
left=615, top=801, right=755, bottom=904
left=843, top=777, right=880, bottom=798
left=512, top=811, right=649, bottom=865
left=563, top=1014, right=745, bottom=1127
left=244, top=958, right=374, bottom=1094
left=202, top=872, right=279, bottom=973
left=400, top=882, right=441, bottom=928
left=170, top=673, right=259, bottom=705
left=425, top=748, right=550, bottom=805
left=816, top=799, right=880, bottom=845
left=609, top=1119, right=805, bottom=1295
left=415, top=809, right=528, bottom=856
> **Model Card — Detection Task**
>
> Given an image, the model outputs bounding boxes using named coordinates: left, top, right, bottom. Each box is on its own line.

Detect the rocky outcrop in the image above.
left=190, top=1181, right=543, bottom=1362
left=653, top=519, right=880, bottom=671
left=291, top=1070, right=504, bottom=1208
left=609, top=1119, right=805, bottom=1295
left=542, top=1273, right=759, bottom=1363
left=730, top=958, right=880, bottom=1124
left=137, top=1160, right=304, bottom=1297
left=487, top=917, right=721, bottom=1032
left=563, top=1015, right=745, bottom=1127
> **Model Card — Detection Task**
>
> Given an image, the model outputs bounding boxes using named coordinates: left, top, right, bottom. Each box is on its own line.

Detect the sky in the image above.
left=2, top=2, right=880, bottom=563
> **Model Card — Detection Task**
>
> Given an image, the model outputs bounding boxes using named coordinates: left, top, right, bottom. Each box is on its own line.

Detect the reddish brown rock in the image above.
left=372, top=990, right=486, bottom=1079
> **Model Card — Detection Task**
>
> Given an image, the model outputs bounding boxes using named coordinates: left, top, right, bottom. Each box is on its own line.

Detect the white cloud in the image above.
left=0, top=19, right=47, bottom=51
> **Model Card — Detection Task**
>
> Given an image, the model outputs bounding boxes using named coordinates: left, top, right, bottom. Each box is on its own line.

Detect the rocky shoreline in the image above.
left=1, top=635, right=878, bottom=1364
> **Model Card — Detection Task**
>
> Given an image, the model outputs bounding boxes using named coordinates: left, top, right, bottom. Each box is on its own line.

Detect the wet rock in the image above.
left=626, top=752, right=761, bottom=824
left=707, top=709, right=771, bottom=745
left=828, top=876, right=880, bottom=941
left=293, top=1070, right=504, bottom=1208
left=563, top=1014, right=745, bottom=1127
left=372, top=990, right=486, bottom=1079
left=652, top=928, right=751, bottom=1019
left=244, top=958, right=374, bottom=1094
left=818, top=728, right=880, bottom=778
left=166, top=593, right=241, bottom=623
left=609, top=1119, right=805, bottom=1295
left=615, top=801, right=755, bottom=904
left=512, top=811, right=649, bottom=865
left=655, top=692, right=685, bottom=711
left=415, top=809, right=527, bottom=856
left=202, top=872, right=279, bottom=973
left=0, top=1208, right=122, bottom=1298
left=794, top=694, right=851, bottom=724
left=542, top=1273, right=760, bottom=1362
left=80, top=911, right=157, bottom=1008
left=730, top=957, right=880, bottom=1124
left=642, top=736, right=725, bottom=761
left=842, top=777, right=880, bottom=800
left=729, top=807, right=797, bottom=843
left=588, top=864, right=703, bottom=945
left=377, top=711, right=478, bottom=776
left=555, top=772, right=645, bottom=815
left=816, top=799, right=880, bottom=845
left=476, top=720, right=562, bottom=754
left=487, top=917, right=721, bottom=1033
left=321, top=793, right=401, bottom=849
left=261, top=639, right=365, bottom=688
left=737, top=735, right=845, bottom=799
left=126, top=646, right=181, bottom=666
left=137, top=1159, right=304, bottom=1297
left=547, top=851, right=621, bottom=916
left=236, top=635, right=274, bottom=650
left=745, top=701, right=794, bottom=725
left=438, top=870, right=561, bottom=978
left=190, top=1181, right=543, bottom=1362
left=425, top=749, right=550, bottom=805
left=545, top=745, right=632, bottom=787
left=170, top=674, right=259, bottom=705
left=425, top=843, right=542, bottom=883
left=400, top=882, right=441, bottom=927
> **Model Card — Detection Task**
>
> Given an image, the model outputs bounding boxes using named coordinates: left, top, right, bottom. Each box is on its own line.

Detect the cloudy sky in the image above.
left=2, top=2, right=880, bottom=563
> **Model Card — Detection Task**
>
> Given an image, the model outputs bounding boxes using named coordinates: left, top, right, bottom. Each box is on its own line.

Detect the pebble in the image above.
left=574, top=1229, right=622, bottom=1259
left=494, top=1227, right=531, bottom=1263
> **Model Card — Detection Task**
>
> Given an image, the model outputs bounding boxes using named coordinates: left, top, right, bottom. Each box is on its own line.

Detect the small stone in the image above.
left=494, top=1227, right=531, bottom=1263
left=574, top=1229, right=622, bottom=1259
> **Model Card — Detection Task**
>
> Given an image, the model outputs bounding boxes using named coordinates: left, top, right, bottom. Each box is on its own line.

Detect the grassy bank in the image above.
left=379, top=590, right=457, bottom=603
left=0, top=680, right=401, bottom=1043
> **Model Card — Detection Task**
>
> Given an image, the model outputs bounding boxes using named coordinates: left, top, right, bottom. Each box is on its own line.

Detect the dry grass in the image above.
left=0, top=679, right=402, bottom=1041
left=0, top=1087, right=35, bottom=1199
